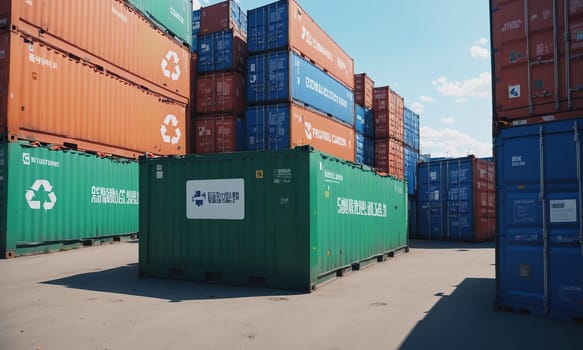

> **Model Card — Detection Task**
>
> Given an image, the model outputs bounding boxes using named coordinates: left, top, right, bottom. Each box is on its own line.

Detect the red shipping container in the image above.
left=1, top=0, right=190, bottom=101
left=375, top=138, right=404, bottom=179
left=491, top=0, right=583, bottom=128
left=474, top=158, right=496, bottom=242
left=374, top=86, right=404, bottom=141
left=200, top=1, right=246, bottom=39
left=290, top=103, right=355, bottom=162
left=355, top=73, right=374, bottom=109
left=1, top=31, right=186, bottom=159
left=196, top=72, right=246, bottom=114
left=194, top=115, right=242, bottom=154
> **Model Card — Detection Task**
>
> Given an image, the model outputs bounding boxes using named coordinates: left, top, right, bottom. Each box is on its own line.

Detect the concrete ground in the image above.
left=0, top=240, right=581, bottom=350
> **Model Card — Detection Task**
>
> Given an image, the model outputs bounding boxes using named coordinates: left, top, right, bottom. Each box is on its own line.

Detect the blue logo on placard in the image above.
left=510, top=87, right=519, bottom=97
left=192, top=190, right=206, bottom=207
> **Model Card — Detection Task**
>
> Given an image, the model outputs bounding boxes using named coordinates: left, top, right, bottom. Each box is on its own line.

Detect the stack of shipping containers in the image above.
left=245, top=0, right=356, bottom=162
left=354, top=74, right=375, bottom=166
left=0, top=0, right=191, bottom=257
left=491, top=0, right=583, bottom=320
left=193, top=0, right=247, bottom=153
left=403, top=107, right=420, bottom=237
left=373, top=86, right=405, bottom=178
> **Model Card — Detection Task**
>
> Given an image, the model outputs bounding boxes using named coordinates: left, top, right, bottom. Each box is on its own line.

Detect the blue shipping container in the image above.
left=355, top=132, right=374, bottom=167
left=409, top=196, right=417, bottom=238
left=355, top=105, right=374, bottom=138
left=404, top=146, right=419, bottom=196
left=247, top=51, right=355, bottom=126
left=197, top=30, right=247, bottom=73
left=192, top=9, right=201, bottom=53
left=495, top=118, right=583, bottom=321
left=404, top=107, right=420, bottom=151
left=247, top=0, right=287, bottom=53
left=417, top=156, right=495, bottom=241
left=246, top=104, right=290, bottom=151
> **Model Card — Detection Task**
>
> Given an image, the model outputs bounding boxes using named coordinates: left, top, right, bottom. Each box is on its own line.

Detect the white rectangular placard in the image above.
left=186, top=179, right=245, bottom=220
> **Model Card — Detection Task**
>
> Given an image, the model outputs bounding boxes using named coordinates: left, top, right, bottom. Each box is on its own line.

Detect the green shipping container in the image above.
left=127, top=0, right=193, bottom=47
left=0, top=142, right=139, bottom=258
left=139, top=147, right=408, bottom=291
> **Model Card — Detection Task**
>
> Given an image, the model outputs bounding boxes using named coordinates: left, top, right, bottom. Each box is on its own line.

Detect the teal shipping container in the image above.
left=127, top=0, right=192, bottom=47
left=0, top=142, right=139, bottom=258
left=139, top=147, right=408, bottom=291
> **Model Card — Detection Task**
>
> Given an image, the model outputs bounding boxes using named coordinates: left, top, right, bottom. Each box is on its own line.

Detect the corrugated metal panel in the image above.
left=375, top=138, right=404, bottom=179
left=355, top=73, right=374, bottom=109
left=491, top=0, right=583, bottom=128
left=2, top=32, right=187, bottom=158
left=192, top=9, right=201, bottom=53
left=355, top=104, right=374, bottom=138
left=417, top=156, right=496, bottom=241
left=139, top=147, right=407, bottom=291
left=247, top=51, right=355, bottom=125
left=196, top=72, right=246, bottom=114
left=5, top=0, right=190, bottom=100
left=199, top=0, right=247, bottom=39
left=193, top=115, right=245, bottom=154
left=404, top=146, right=419, bottom=196
left=126, top=0, right=192, bottom=46
left=408, top=196, right=417, bottom=238
left=0, top=141, right=138, bottom=258
left=197, top=30, right=247, bottom=74
left=245, top=103, right=356, bottom=162
left=374, top=87, right=404, bottom=141
left=495, top=118, right=583, bottom=321
left=247, top=0, right=354, bottom=89
left=404, top=107, right=420, bottom=151
left=355, top=132, right=374, bottom=167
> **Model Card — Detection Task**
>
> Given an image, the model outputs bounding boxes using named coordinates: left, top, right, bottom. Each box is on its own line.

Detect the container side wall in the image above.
left=127, top=0, right=192, bottom=46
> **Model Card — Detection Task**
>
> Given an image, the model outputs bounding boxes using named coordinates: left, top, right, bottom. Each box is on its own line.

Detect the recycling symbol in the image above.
left=25, top=179, right=57, bottom=211
left=161, top=114, right=182, bottom=145
left=161, top=50, right=181, bottom=81
left=304, top=121, right=313, bottom=140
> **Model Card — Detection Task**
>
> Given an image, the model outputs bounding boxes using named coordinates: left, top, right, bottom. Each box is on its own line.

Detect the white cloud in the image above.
left=410, top=102, right=424, bottom=115
left=432, top=72, right=491, bottom=99
left=420, top=126, right=492, bottom=158
left=455, top=98, right=469, bottom=103
left=441, top=117, right=455, bottom=125
left=419, top=95, right=437, bottom=103
left=192, top=0, right=202, bottom=9
left=474, top=38, right=488, bottom=46
left=470, top=38, right=490, bottom=59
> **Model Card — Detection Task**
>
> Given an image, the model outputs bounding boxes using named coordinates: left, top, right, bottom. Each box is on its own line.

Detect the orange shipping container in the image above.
left=1, top=0, right=190, bottom=100
left=193, top=115, right=244, bottom=154
left=375, top=138, right=404, bottom=179
left=0, top=31, right=186, bottom=158
left=196, top=72, right=246, bottom=114
left=290, top=104, right=355, bottom=162
left=374, top=86, right=404, bottom=141
left=355, top=73, right=374, bottom=109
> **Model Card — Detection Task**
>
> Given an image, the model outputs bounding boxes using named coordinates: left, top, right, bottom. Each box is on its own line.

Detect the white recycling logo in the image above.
left=161, top=114, right=182, bottom=145
left=25, top=179, right=57, bottom=211
left=304, top=121, right=313, bottom=140
left=161, top=50, right=181, bottom=81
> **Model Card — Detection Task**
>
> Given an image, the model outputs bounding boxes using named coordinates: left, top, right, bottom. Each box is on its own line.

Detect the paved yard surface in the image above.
left=0, top=240, right=581, bottom=350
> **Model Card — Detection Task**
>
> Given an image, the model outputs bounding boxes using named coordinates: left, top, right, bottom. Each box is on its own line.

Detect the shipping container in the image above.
left=139, top=146, right=408, bottom=291
left=247, top=0, right=354, bottom=89
left=196, top=72, right=246, bottom=114
left=193, top=115, right=245, bottom=154
left=247, top=51, right=355, bottom=126
left=245, top=103, right=355, bottom=162
left=0, top=141, right=139, bottom=258
left=197, top=30, right=247, bottom=73
left=355, top=73, right=374, bottom=109
left=495, top=118, right=583, bottom=321
left=200, top=0, right=247, bottom=39
left=192, top=9, right=201, bottom=53
left=490, top=0, right=583, bottom=129
left=126, top=0, right=192, bottom=46
left=404, top=146, right=419, bottom=196
left=404, top=107, right=420, bottom=151
left=374, top=87, right=405, bottom=141
left=355, top=104, right=375, bottom=139
left=355, top=132, right=375, bottom=167
left=375, top=138, right=404, bottom=179
left=408, top=196, right=417, bottom=238
left=3, top=0, right=191, bottom=100
left=417, top=156, right=495, bottom=241
left=1, top=31, right=187, bottom=159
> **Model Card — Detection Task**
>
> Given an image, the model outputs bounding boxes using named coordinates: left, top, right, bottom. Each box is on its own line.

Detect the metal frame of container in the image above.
left=495, top=118, right=583, bottom=321
left=193, top=114, right=245, bottom=154
left=197, top=29, right=248, bottom=74
left=139, top=146, right=408, bottom=291
left=0, top=141, right=139, bottom=258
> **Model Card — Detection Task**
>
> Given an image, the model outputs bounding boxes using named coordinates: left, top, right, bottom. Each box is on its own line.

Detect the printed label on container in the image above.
left=508, top=84, right=520, bottom=99
left=186, top=179, right=245, bottom=220
left=513, top=199, right=535, bottom=223
left=549, top=199, right=577, bottom=223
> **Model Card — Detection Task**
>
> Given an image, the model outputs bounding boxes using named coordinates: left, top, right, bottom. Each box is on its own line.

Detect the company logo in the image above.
left=509, top=84, right=520, bottom=99
left=25, top=179, right=57, bottom=211
left=192, top=190, right=206, bottom=207
left=304, top=122, right=313, bottom=140
left=161, top=50, right=181, bottom=81
left=186, top=179, right=245, bottom=220
left=161, top=114, right=182, bottom=145
left=22, top=153, right=30, bottom=165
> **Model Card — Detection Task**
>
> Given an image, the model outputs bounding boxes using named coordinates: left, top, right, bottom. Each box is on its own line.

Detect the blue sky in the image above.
left=194, top=0, right=493, bottom=157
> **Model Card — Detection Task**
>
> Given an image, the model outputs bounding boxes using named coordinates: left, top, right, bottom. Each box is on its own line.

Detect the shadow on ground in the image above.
left=399, top=278, right=583, bottom=350
left=408, top=239, right=495, bottom=250
left=41, top=263, right=300, bottom=302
